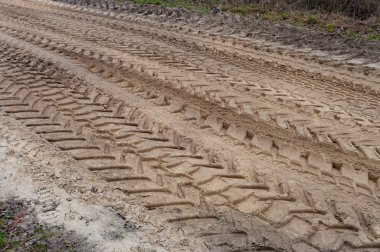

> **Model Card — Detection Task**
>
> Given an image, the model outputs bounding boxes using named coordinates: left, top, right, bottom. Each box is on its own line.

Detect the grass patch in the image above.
left=31, top=242, right=48, bottom=252
left=131, top=0, right=161, bottom=5
left=325, top=23, right=335, bottom=33
left=345, top=31, right=361, bottom=39
left=130, top=0, right=210, bottom=12
left=368, top=32, right=380, bottom=40
left=0, top=232, right=5, bottom=248
left=120, top=0, right=379, bottom=41
left=0, top=200, right=90, bottom=251
left=305, top=15, right=318, bottom=25
left=280, top=12, right=290, bottom=20
left=261, top=13, right=277, bottom=21
left=230, top=6, right=249, bottom=15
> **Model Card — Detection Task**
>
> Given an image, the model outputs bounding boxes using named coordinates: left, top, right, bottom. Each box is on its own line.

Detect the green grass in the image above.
left=230, top=6, right=249, bottom=15
left=368, top=32, right=380, bottom=40
left=130, top=0, right=210, bottom=12
left=127, top=0, right=378, bottom=41
left=261, top=13, right=277, bottom=21
left=131, top=0, right=161, bottom=5
left=325, top=23, right=335, bottom=33
left=280, top=12, right=290, bottom=20
left=31, top=242, right=48, bottom=252
left=305, top=15, right=318, bottom=25
left=345, top=30, right=361, bottom=39
left=0, top=232, right=5, bottom=248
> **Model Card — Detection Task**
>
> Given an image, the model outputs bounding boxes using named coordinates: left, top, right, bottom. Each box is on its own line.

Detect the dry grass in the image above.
left=181, top=0, right=380, bottom=20
left=297, top=0, right=380, bottom=19
left=129, top=0, right=380, bottom=40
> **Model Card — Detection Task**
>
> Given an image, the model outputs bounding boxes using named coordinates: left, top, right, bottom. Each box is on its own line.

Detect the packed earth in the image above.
left=0, top=0, right=379, bottom=251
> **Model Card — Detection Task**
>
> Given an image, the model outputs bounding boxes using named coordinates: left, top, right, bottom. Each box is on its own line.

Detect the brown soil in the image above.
left=0, top=0, right=379, bottom=251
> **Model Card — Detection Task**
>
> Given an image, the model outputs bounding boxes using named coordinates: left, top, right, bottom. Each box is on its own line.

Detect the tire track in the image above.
left=0, top=31, right=380, bottom=251
left=0, top=1, right=380, bottom=250
left=15, top=0, right=380, bottom=103
left=0, top=46, right=288, bottom=251
left=0, top=3, right=379, bottom=166
left=3, top=3, right=379, bottom=130
left=2, top=23, right=380, bottom=201
left=30, top=0, right=380, bottom=81
left=1, top=16, right=379, bottom=174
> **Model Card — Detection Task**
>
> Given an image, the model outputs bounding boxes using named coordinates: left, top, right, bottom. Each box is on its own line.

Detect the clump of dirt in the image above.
left=0, top=199, right=93, bottom=251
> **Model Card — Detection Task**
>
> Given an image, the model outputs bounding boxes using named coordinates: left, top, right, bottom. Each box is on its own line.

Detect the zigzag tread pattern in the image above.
left=0, top=19, right=379, bottom=200
left=0, top=33, right=380, bottom=251
left=0, top=4, right=378, bottom=167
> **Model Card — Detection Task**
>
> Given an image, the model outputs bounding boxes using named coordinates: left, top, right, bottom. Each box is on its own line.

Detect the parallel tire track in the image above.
left=1, top=24, right=380, bottom=201
left=0, top=0, right=379, bottom=251
left=0, top=34, right=380, bottom=252
left=0, top=3, right=379, bottom=167
left=0, top=20, right=379, bottom=189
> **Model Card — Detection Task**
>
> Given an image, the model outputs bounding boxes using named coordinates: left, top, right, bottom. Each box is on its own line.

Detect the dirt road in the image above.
left=0, top=0, right=379, bottom=251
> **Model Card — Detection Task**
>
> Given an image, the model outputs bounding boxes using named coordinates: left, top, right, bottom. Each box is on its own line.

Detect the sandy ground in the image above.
left=0, top=0, right=379, bottom=251
left=0, top=135, right=166, bottom=252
